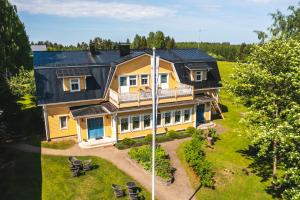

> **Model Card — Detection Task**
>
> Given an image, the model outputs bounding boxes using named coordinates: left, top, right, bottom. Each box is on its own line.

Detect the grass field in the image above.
left=1, top=148, right=151, bottom=200
left=176, top=61, right=273, bottom=200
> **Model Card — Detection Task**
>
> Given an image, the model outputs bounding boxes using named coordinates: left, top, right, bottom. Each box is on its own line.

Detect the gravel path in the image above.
left=10, top=138, right=195, bottom=200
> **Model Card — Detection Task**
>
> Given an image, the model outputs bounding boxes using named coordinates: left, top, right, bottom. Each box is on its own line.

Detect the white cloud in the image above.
left=11, top=0, right=174, bottom=20
left=246, top=0, right=282, bottom=3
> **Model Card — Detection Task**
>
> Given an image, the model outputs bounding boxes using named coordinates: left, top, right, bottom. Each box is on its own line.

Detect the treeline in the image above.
left=176, top=42, right=252, bottom=61
left=33, top=37, right=251, bottom=61
left=130, top=31, right=175, bottom=49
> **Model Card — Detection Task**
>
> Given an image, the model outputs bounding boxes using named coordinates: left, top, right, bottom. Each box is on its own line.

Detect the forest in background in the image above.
left=32, top=38, right=252, bottom=62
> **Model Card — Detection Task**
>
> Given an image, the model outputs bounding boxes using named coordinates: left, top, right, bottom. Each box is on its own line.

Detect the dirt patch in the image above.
left=214, top=123, right=227, bottom=134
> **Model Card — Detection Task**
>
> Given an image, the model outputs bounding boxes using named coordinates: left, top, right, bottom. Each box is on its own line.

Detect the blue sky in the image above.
left=11, top=0, right=298, bottom=45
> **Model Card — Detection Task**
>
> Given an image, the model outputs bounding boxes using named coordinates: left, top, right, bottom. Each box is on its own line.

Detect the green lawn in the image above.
left=27, top=134, right=76, bottom=149
left=1, top=148, right=151, bottom=200
left=176, top=61, right=274, bottom=200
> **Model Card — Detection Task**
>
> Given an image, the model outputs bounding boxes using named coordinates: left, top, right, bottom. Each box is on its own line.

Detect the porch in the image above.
left=109, top=84, right=193, bottom=106
left=70, top=102, right=118, bottom=148
left=79, top=137, right=116, bottom=148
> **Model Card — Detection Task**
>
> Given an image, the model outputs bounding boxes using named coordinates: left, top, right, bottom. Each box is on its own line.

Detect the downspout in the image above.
left=43, top=105, right=50, bottom=141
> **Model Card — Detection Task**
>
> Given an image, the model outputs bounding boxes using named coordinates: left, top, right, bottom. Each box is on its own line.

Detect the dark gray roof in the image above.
left=70, top=101, right=117, bottom=118
left=34, top=48, right=220, bottom=105
left=174, top=62, right=222, bottom=89
left=56, top=68, right=91, bottom=78
left=185, top=62, right=213, bottom=70
left=35, top=65, right=110, bottom=105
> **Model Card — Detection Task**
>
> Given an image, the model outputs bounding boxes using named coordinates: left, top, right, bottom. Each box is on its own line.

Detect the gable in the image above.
left=109, top=54, right=180, bottom=93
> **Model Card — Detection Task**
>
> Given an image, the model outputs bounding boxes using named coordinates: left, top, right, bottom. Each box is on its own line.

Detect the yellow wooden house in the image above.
left=33, top=44, right=222, bottom=148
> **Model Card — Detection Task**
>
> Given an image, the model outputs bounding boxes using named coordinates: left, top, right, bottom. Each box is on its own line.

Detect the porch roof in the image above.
left=70, top=101, right=117, bottom=118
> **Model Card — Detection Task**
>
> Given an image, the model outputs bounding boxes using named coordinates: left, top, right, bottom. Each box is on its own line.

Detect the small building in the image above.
left=31, top=45, right=47, bottom=51
left=33, top=44, right=222, bottom=148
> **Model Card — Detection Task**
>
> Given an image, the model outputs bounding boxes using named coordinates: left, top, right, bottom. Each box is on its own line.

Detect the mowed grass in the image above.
left=176, top=61, right=273, bottom=200
left=2, top=149, right=151, bottom=200
left=41, top=140, right=76, bottom=149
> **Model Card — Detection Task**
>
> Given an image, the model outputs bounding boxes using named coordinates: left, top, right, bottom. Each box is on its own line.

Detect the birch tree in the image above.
left=230, top=38, right=300, bottom=198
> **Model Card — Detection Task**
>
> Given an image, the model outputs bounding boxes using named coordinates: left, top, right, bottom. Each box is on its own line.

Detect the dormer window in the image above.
left=195, top=71, right=202, bottom=81
left=70, top=78, right=80, bottom=92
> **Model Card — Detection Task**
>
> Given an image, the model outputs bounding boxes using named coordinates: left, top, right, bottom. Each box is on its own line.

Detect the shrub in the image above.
left=208, top=128, right=218, bottom=141
left=122, top=138, right=136, bottom=146
left=185, top=126, right=197, bottom=136
left=129, top=145, right=173, bottom=181
left=184, top=130, right=214, bottom=187
left=145, top=134, right=153, bottom=143
left=166, top=130, right=178, bottom=139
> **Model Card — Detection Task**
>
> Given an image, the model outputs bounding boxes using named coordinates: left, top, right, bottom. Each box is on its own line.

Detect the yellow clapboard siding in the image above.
left=110, top=55, right=178, bottom=93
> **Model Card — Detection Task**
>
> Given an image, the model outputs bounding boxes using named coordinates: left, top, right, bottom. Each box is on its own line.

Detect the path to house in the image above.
left=11, top=138, right=195, bottom=200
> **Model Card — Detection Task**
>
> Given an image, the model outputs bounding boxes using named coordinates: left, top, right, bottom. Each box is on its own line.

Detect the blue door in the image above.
left=196, top=104, right=205, bottom=126
left=87, top=118, right=104, bottom=139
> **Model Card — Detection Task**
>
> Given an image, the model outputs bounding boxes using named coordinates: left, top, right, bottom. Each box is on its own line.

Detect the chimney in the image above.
left=89, top=42, right=96, bottom=55
left=119, top=43, right=130, bottom=57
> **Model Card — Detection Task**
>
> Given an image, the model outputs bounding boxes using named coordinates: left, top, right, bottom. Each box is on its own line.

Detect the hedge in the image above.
left=115, top=128, right=194, bottom=150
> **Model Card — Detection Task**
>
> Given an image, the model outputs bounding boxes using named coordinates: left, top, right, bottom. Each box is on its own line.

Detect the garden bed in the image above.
left=128, top=145, right=175, bottom=184
left=115, top=128, right=195, bottom=150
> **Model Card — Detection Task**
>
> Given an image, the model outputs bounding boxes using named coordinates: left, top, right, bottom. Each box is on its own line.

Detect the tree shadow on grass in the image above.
left=0, top=143, right=42, bottom=200
left=237, top=146, right=273, bottom=182
left=237, top=146, right=283, bottom=198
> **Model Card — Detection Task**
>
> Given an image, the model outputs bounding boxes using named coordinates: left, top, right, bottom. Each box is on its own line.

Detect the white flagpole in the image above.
left=151, top=47, right=158, bottom=200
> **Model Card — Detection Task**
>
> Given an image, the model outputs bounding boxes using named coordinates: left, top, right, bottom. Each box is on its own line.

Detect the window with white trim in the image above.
left=119, top=76, right=127, bottom=86
left=131, top=116, right=140, bottom=130
left=195, top=71, right=202, bottom=81
left=183, top=109, right=192, bottom=122
left=164, top=112, right=172, bottom=125
left=160, top=74, right=168, bottom=84
left=174, top=110, right=182, bottom=124
left=120, top=117, right=129, bottom=132
left=157, top=112, right=162, bottom=126
left=141, top=74, right=149, bottom=86
left=70, top=78, right=80, bottom=92
left=143, top=114, right=151, bottom=129
left=59, top=116, right=68, bottom=129
left=129, top=75, right=137, bottom=86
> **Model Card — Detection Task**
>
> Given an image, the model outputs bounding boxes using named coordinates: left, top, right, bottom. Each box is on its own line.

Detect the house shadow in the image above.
left=211, top=103, right=228, bottom=120
left=0, top=141, right=42, bottom=200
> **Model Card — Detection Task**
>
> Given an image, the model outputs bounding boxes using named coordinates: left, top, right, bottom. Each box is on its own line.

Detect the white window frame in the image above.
left=143, top=114, right=152, bottom=129
left=70, top=78, right=80, bottom=92
left=129, top=75, right=137, bottom=86
left=140, top=74, right=149, bottom=86
left=195, top=71, right=202, bottom=82
left=59, top=115, right=68, bottom=130
left=131, top=115, right=141, bottom=131
left=163, top=111, right=172, bottom=126
left=119, top=76, right=128, bottom=87
left=120, top=116, right=130, bottom=133
left=183, top=108, right=192, bottom=123
left=159, top=73, right=169, bottom=85
left=174, top=110, right=182, bottom=124
left=156, top=112, right=162, bottom=127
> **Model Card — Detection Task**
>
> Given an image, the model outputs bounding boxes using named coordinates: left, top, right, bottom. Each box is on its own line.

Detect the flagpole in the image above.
left=151, top=47, right=158, bottom=200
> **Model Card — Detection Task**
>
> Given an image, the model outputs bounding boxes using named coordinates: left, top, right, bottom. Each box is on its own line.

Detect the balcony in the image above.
left=109, top=84, right=193, bottom=107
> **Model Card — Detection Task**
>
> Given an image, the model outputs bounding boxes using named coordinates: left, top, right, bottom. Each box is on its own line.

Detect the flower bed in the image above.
left=115, top=127, right=196, bottom=150
left=128, top=145, right=174, bottom=183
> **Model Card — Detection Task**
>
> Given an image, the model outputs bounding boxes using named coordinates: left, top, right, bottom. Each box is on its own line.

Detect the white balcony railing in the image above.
left=109, top=84, right=193, bottom=104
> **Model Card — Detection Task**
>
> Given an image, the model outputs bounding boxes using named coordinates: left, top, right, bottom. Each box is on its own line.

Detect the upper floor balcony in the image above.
left=109, top=84, right=194, bottom=108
